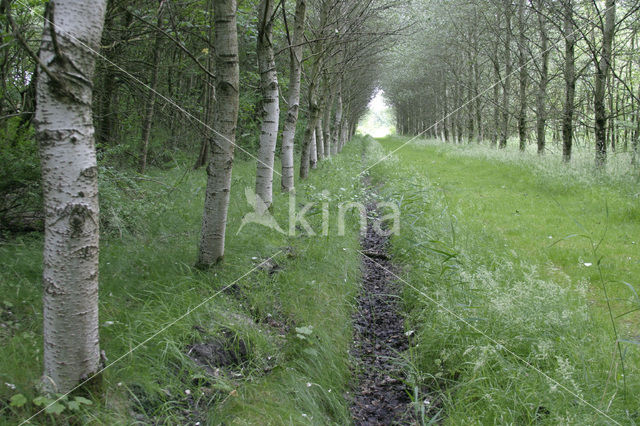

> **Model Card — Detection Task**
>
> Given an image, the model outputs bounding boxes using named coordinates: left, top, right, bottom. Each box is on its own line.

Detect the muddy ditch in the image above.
left=349, top=198, right=413, bottom=425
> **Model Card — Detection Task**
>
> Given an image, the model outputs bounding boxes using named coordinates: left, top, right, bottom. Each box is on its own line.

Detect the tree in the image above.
left=33, top=0, right=107, bottom=393
left=255, top=0, right=280, bottom=207
left=594, top=0, right=616, bottom=167
left=561, top=0, right=577, bottom=162
left=499, top=1, right=513, bottom=149
left=516, top=0, right=528, bottom=152
left=534, top=0, right=550, bottom=155
left=138, top=0, right=165, bottom=173
left=280, top=0, right=306, bottom=192
left=197, top=0, right=239, bottom=268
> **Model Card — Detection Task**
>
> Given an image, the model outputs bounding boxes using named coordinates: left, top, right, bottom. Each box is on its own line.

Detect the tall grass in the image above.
left=0, top=138, right=368, bottom=424
left=367, top=136, right=639, bottom=424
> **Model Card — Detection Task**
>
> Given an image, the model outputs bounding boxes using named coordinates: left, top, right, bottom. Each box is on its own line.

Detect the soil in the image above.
left=350, top=200, right=412, bottom=425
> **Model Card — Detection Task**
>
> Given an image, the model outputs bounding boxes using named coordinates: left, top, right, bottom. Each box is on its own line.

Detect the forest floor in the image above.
left=1, top=135, right=640, bottom=424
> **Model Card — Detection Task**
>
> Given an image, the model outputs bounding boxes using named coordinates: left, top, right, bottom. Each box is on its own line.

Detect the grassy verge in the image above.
left=366, top=136, right=640, bottom=424
left=0, top=139, right=366, bottom=424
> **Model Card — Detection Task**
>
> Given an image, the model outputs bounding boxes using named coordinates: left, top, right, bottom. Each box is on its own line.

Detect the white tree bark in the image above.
left=316, top=118, right=324, bottom=160
left=331, top=84, right=342, bottom=156
left=322, top=83, right=333, bottom=157
left=299, top=56, right=322, bottom=179
left=255, top=0, right=279, bottom=207
left=339, top=119, right=349, bottom=152
left=35, top=0, right=107, bottom=394
left=310, top=129, right=318, bottom=169
left=280, top=0, right=306, bottom=192
left=197, top=0, right=239, bottom=267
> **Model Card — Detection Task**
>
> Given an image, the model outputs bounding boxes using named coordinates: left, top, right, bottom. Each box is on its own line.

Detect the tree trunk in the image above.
left=197, top=0, right=239, bottom=268
left=562, top=0, right=576, bottom=162
left=35, top=0, right=107, bottom=394
left=138, top=1, right=165, bottom=173
left=535, top=1, right=549, bottom=155
left=255, top=0, right=280, bottom=208
left=517, top=0, right=527, bottom=152
left=280, top=0, right=306, bottom=192
left=633, top=84, right=640, bottom=166
left=310, top=129, right=317, bottom=168
left=194, top=0, right=215, bottom=170
left=322, top=80, right=333, bottom=156
left=316, top=118, right=324, bottom=160
left=340, top=119, right=349, bottom=151
left=594, top=0, right=615, bottom=168
left=300, top=60, right=321, bottom=180
left=442, top=75, right=450, bottom=142
left=331, top=81, right=343, bottom=156
left=500, top=2, right=512, bottom=149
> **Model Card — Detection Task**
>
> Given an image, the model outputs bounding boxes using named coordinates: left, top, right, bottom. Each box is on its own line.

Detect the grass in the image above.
left=3, top=132, right=639, bottom=424
left=366, top=135, right=640, bottom=424
left=0, top=138, right=367, bottom=424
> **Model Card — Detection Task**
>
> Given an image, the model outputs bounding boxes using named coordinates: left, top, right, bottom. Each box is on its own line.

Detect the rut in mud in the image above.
left=350, top=199, right=412, bottom=425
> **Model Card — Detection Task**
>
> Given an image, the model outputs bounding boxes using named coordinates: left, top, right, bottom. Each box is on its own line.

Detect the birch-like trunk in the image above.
left=535, top=1, right=549, bottom=155
left=255, top=0, right=279, bottom=207
left=331, top=84, right=342, bottom=156
left=322, top=82, right=333, bottom=157
left=562, top=0, right=576, bottom=162
left=35, top=0, right=107, bottom=394
left=316, top=118, right=324, bottom=160
left=594, top=0, right=616, bottom=168
left=280, top=0, right=306, bottom=192
left=310, top=129, right=317, bottom=169
left=197, top=0, right=239, bottom=268
left=499, top=2, right=512, bottom=149
left=339, top=119, right=348, bottom=152
left=300, top=61, right=320, bottom=180
left=516, top=0, right=527, bottom=152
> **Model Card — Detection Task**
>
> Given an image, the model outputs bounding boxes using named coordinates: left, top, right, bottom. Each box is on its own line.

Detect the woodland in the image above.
left=1, top=0, right=640, bottom=424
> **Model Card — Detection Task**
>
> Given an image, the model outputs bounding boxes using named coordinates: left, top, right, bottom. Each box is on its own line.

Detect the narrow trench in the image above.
left=349, top=184, right=412, bottom=425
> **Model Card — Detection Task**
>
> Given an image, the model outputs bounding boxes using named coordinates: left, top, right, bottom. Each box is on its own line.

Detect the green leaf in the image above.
left=32, top=396, right=53, bottom=407
left=9, top=394, right=27, bottom=408
left=44, top=402, right=65, bottom=415
left=73, top=396, right=93, bottom=405
left=67, top=401, right=80, bottom=411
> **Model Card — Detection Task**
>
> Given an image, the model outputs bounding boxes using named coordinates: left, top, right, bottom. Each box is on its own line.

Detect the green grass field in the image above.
left=367, top=136, right=640, bottom=424
left=2, top=134, right=639, bottom=424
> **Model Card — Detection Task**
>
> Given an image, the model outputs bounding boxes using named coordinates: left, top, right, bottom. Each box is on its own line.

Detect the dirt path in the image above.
left=349, top=198, right=412, bottom=425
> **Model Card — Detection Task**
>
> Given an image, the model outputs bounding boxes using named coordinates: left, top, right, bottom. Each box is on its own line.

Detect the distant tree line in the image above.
left=382, top=0, right=640, bottom=167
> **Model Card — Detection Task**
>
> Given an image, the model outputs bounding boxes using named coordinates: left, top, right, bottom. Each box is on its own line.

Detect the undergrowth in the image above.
left=0, top=138, right=367, bottom=424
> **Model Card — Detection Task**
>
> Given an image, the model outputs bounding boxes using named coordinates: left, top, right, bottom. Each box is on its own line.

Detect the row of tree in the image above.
left=382, top=0, right=640, bottom=166
left=1, top=0, right=398, bottom=395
